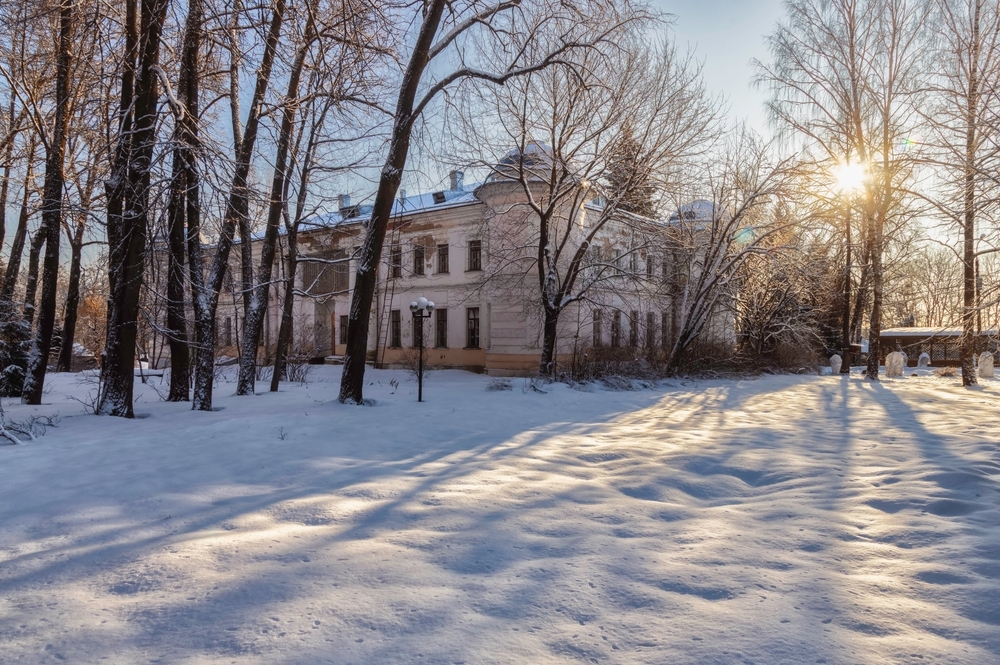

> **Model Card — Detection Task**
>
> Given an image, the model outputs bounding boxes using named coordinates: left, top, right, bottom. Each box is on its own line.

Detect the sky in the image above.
left=654, top=0, right=786, bottom=137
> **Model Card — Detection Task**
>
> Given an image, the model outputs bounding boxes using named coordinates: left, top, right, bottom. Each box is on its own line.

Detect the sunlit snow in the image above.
left=1, top=368, right=998, bottom=663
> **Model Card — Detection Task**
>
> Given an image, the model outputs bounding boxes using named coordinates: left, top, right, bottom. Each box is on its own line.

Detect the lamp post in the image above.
left=410, top=297, right=434, bottom=402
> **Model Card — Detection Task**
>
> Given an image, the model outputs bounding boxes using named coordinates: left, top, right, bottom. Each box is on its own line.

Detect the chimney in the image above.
left=399, top=189, right=407, bottom=203
left=338, top=194, right=351, bottom=210
left=449, top=170, right=464, bottom=192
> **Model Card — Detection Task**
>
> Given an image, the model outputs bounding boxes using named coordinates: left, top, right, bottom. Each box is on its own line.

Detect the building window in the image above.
left=332, top=249, right=349, bottom=292
left=435, top=308, right=448, bottom=347
left=629, top=310, right=638, bottom=347
left=390, top=245, right=402, bottom=278
left=611, top=311, right=621, bottom=348
left=662, top=311, right=669, bottom=349
left=593, top=309, right=602, bottom=347
left=413, top=244, right=425, bottom=276
left=339, top=315, right=349, bottom=345
left=646, top=311, right=655, bottom=348
left=629, top=252, right=638, bottom=273
left=437, top=243, right=449, bottom=274
left=468, top=239, right=482, bottom=271
left=223, top=317, right=232, bottom=346
left=412, top=312, right=424, bottom=348
left=646, top=255, right=654, bottom=279
left=466, top=307, right=480, bottom=348
left=390, top=310, right=401, bottom=347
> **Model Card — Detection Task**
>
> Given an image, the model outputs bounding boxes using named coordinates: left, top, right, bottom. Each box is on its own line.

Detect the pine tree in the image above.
left=604, top=126, right=657, bottom=218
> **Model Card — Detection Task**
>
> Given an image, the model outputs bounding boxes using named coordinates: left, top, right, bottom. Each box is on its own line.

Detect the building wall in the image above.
left=150, top=180, right=736, bottom=376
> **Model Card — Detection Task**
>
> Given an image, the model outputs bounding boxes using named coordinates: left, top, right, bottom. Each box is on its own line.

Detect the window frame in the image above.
left=466, top=307, right=480, bottom=349
left=413, top=244, right=425, bottom=276
left=437, top=243, right=449, bottom=274
left=435, top=308, right=448, bottom=348
left=390, top=245, right=402, bottom=278
left=339, top=314, right=349, bottom=345
left=390, top=310, right=401, bottom=348
left=467, top=239, right=482, bottom=272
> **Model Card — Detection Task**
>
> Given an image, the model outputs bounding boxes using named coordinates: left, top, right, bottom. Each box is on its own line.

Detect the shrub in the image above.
left=485, top=377, right=512, bottom=391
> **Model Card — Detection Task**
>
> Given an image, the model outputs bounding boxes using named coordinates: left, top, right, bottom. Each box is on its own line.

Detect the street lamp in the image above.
left=409, top=297, right=434, bottom=402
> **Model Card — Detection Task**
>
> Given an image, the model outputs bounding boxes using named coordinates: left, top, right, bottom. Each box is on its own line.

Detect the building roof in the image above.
left=249, top=183, right=483, bottom=241
left=881, top=327, right=999, bottom=338
left=668, top=199, right=717, bottom=224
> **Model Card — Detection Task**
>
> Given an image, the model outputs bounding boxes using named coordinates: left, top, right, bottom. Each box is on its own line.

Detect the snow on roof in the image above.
left=488, top=142, right=566, bottom=183
left=880, top=326, right=999, bottom=337
left=669, top=199, right=718, bottom=223
left=391, top=187, right=479, bottom=214
left=250, top=184, right=482, bottom=241
left=497, top=142, right=554, bottom=168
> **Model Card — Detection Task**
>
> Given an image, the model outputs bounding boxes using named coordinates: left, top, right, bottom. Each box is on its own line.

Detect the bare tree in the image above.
left=97, top=0, right=170, bottom=416
left=189, top=0, right=287, bottom=411
left=158, top=0, right=203, bottom=402
left=757, top=0, right=927, bottom=380
left=1, top=135, right=37, bottom=306
left=236, top=0, right=327, bottom=395
left=339, top=0, right=648, bottom=403
left=917, top=0, right=1000, bottom=384
left=460, top=34, right=719, bottom=375
left=21, top=0, right=75, bottom=405
left=661, top=132, right=795, bottom=371
left=57, top=146, right=102, bottom=372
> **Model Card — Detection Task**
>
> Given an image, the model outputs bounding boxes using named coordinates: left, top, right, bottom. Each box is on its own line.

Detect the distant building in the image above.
left=147, top=150, right=735, bottom=375
left=879, top=327, right=999, bottom=366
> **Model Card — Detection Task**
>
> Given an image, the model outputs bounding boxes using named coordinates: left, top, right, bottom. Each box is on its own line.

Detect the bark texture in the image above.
left=164, top=0, right=202, bottom=402
left=22, top=0, right=74, bottom=405
left=340, top=0, right=447, bottom=404
left=98, top=0, right=169, bottom=416
left=191, top=0, right=286, bottom=411
left=237, top=5, right=315, bottom=395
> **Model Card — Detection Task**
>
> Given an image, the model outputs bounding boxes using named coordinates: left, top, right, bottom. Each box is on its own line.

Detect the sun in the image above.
left=831, top=161, right=867, bottom=193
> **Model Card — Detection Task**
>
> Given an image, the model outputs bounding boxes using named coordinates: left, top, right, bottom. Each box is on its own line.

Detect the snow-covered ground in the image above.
left=1, top=367, right=998, bottom=664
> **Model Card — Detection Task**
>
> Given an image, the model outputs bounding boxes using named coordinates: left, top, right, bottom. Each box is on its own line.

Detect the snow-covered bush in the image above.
left=522, top=376, right=549, bottom=393
left=485, top=377, right=512, bottom=391
left=0, top=304, right=31, bottom=397
left=600, top=375, right=637, bottom=391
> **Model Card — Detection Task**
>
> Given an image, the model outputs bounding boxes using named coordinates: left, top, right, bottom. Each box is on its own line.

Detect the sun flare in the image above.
left=832, top=161, right=867, bottom=193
